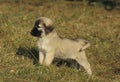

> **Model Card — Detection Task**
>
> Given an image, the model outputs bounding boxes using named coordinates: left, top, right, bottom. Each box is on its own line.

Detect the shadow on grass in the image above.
left=53, top=58, right=80, bottom=70
left=113, top=67, right=120, bottom=75
left=16, top=46, right=80, bottom=69
left=16, top=46, right=39, bottom=64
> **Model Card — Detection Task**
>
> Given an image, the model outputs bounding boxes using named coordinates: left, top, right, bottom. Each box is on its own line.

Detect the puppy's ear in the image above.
left=45, top=26, right=54, bottom=34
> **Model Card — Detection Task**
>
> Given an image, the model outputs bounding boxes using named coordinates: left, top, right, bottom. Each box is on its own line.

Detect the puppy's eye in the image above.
left=35, top=25, right=41, bottom=29
left=38, top=24, right=43, bottom=28
left=37, top=26, right=40, bottom=28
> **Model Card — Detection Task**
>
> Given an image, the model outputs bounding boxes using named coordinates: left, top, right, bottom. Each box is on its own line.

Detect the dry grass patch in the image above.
left=0, top=0, right=120, bottom=82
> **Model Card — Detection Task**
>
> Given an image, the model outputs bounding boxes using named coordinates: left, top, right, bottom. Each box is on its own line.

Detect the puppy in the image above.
left=31, top=17, right=92, bottom=75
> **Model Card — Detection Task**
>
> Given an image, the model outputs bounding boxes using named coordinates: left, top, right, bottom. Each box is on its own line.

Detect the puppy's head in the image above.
left=31, top=17, right=54, bottom=37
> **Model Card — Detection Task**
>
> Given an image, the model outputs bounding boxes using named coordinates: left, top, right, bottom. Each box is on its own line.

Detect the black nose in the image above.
left=31, top=28, right=42, bottom=37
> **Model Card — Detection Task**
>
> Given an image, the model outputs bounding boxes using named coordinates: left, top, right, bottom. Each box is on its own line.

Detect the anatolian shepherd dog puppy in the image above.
left=31, top=17, right=92, bottom=75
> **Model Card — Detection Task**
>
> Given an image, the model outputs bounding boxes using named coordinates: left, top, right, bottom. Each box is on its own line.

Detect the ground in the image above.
left=0, top=0, right=120, bottom=82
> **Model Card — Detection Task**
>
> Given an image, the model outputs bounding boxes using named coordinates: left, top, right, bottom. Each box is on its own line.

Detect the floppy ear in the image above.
left=45, top=26, right=54, bottom=34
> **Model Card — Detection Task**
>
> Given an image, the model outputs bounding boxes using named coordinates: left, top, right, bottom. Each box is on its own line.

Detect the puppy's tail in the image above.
left=78, top=39, right=90, bottom=52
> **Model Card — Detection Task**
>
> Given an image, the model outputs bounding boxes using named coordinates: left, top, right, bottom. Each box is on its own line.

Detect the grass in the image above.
left=0, top=0, right=120, bottom=82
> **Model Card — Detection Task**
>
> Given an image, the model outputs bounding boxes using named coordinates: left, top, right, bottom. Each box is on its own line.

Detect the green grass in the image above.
left=0, top=0, right=120, bottom=82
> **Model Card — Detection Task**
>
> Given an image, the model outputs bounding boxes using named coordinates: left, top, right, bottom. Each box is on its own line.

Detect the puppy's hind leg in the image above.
left=75, top=51, right=92, bottom=75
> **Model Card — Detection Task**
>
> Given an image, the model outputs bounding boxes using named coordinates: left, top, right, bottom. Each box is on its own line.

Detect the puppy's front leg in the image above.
left=39, top=52, right=45, bottom=64
left=44, top=51, right=55, bottom=66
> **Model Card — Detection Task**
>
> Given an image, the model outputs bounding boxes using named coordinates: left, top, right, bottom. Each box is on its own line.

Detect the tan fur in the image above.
left=37, top=17, right=53, bottom=27
left=31, top=17, right=92, bottom=75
